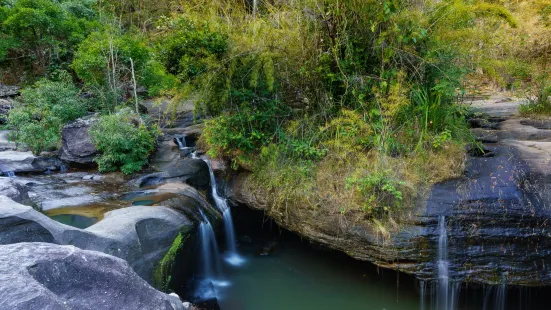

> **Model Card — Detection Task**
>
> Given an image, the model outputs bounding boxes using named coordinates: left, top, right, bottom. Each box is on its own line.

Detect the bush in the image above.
left=90, top=109, right=159, bottom=174
left=8, top=71, right=88, bottom=153
left=0, top=0, right=98, bottom=78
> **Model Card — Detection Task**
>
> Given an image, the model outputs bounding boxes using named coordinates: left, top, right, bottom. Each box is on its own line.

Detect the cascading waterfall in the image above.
left=176, top=136, right=187, bottom=149
left=4, top=171, right=15, bottom=178
left=198, top=210, right=222, bottom=279
left=204, top=159, right=244, bottom=266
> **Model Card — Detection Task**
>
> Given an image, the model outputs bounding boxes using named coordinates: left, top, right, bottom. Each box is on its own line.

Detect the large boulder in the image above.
left=0, top=195, right=197, bottom=283
left=0, top=151, right=64, bottom=174
left=0, top=242, right=184, bottom=310
left=60, top=116, right=98, bottom=165
left=82, top=206, right=193, bottom=282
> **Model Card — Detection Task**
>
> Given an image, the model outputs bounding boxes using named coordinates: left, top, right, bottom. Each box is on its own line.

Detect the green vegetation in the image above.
left=8, top=71, right=88, bottom=154
left=0, top=0, right=549, bottom=228
left=153, top=232, right=187, bottom=292
left=90, top=109, right=159, bottom=174
left=0, top=0, right=98, bottom=81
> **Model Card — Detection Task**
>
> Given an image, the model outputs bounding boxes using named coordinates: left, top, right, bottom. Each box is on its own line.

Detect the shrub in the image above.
left=0, top=0, right=98, bottom=78
left=8, top=71, right=88, bottom=153
left=90, top=109, right=159, bottom=174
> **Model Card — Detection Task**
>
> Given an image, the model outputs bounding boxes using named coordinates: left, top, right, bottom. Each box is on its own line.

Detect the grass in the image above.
left=243, top=140, right=466, bottom=240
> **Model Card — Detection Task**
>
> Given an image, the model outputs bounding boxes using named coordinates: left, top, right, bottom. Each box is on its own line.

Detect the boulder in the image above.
left=0, top=242, right=184, bottom=310
left=0, top=195, right=197, bottom=283
left=0, top=151, right=35, bottom=173
left=0, top=151, right=65, bottom=174
left=83, top=206, right=194, bottom=282
left=60, top=116, right=98, bottom=165
left=151, top=138, right=181, bottom=171
left=133, top=158, right=210, bottom=188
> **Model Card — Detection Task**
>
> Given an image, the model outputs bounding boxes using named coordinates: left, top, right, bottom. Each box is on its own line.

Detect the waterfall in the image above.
left=420, top=280, right=426, bottom=310
left=483, top=282, right=507, bottom=310
left=176, top=136, right=187, bottom=149
left=436, top=216, right=458, bottom=310
left=4, top=171, right=15, bottom=178
left=204, top=159, right=244, bottom=266
left=60, top=164, right=69, bottom=172
left=198, top=211, right=222, bottom=279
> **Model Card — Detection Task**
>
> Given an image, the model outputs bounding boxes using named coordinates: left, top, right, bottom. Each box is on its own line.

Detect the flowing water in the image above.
left=4, top=171, right=15, bottom=177
left=204, top=158, right=243, bottom=266
left=176, top=136, right=187, bottom=149
left=180, top=206, right=551, bottom=310
left=198, top=212, right=223, bottom=279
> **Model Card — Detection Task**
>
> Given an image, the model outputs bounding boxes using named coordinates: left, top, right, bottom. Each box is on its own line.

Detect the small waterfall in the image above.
left=483, top=281, right=507, bottom=310
left=436, top=216, right=458, bottom=310
left=176, top=136, right=187, bottom=149
left=198, top=211, right=222, bottom=279
left=204, top=159, right=244, bottom=266
left=4, top=171, right=15, bottom=178
left=420, top=280, right=426, bottom=310
left=60, top=164, right=69, bottom=172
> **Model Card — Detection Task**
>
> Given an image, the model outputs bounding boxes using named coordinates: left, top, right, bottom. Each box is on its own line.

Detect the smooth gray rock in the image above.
left=0, top=242, right=183, bottom=310
left=0, top=177, right=29, bottom=204
left=0, top=151, right=64, bottom=174
left=60, top=116, right=98, bottom=165
left=0, top=196, right=195, bottom=283
left=83, top=206, right=193, bottom=282
left=133, top=158, right=209, bottom=188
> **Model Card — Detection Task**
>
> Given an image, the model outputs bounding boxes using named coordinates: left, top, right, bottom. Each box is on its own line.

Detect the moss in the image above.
left=153, top=231, right=190, bottom=291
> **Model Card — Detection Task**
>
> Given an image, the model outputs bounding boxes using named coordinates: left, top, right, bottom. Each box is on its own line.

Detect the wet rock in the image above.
left=133, top=158, right=210, bottom=188
left=0, top=242, right=184, bottom=310
left=185, top=280, right=220, bottom=310
left=60, top=115, right=98, bottom=165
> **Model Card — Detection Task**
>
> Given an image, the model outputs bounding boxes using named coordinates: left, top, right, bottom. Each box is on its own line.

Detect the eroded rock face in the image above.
left=229, top=98, right=551, bottom=286
left=0, top=242, right=184, bottom=310
left=60, top=116, right=98, bottom=165
left=0, top=195, right=195, bottom=283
